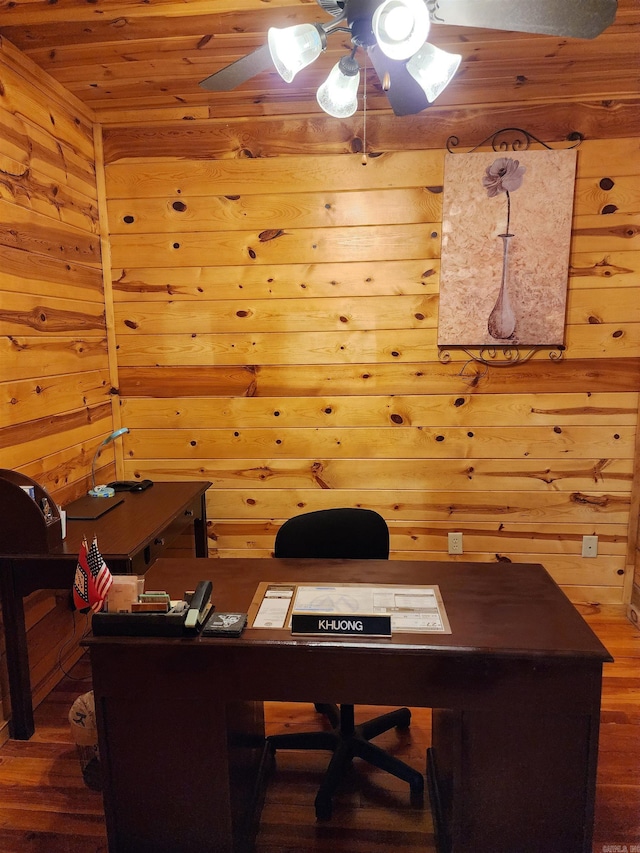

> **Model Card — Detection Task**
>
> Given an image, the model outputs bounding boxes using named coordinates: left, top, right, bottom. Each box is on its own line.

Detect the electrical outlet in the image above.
left=582, top=535, right=598, bottom=558
left=448, top=532, right=463, bottom=555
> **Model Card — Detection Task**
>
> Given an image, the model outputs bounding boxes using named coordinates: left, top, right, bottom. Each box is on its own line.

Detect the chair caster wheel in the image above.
left=410, top=788, right=424, bottom=808
left=410, top=775, right=425, bottom=808
left=395, top=707, right=412, bottom=729
left=315, top=797, right=332, bottom=821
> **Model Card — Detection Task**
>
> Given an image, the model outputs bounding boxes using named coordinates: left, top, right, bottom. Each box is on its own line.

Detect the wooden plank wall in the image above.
left=1, top=35, right=639, bottom=739
left=0, top=40, right=113, bottom=736
left=102, top=110, right=640, bottom=608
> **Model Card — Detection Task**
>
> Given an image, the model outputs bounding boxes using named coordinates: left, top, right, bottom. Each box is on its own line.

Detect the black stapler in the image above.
left=184, top=581, right=213, bottom=631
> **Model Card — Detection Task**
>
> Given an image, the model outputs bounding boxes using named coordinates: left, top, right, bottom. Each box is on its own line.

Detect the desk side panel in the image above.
left=430, top=665, right=604, bottom=853
left=91, top=645, right=264, bottom=853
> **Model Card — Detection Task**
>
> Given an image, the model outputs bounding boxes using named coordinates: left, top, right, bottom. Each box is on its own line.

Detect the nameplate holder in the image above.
left=291, top=613, right=391, bottom=637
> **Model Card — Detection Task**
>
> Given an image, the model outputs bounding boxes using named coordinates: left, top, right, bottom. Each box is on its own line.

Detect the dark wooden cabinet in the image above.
left=0, top=480, right=210, bottom=739
left=0, top=469, right=63, bottom=554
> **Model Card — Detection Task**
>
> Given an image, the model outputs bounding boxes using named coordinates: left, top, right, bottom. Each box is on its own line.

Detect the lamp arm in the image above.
left=90, top=444, right=103, bottom=492
left=90, top=427, right=130, bottom=492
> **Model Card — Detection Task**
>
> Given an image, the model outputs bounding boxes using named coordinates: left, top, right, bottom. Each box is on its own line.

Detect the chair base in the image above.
left=267, top=704, right=424, bottom=820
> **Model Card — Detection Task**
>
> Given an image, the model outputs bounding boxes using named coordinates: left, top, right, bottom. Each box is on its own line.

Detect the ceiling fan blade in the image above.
left=199, top=44, right=273, bottom=92
left=430, top=0, right=617, bottom=39
left=367, top=44, right=430, bottom=116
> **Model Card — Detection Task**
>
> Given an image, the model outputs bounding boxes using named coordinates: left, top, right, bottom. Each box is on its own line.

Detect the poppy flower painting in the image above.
left=437, top=148, right=577, bottom=348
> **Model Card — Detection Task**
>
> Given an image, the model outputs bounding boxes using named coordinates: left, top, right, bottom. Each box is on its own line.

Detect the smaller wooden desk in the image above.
left=0, top=481, right=210, bottom=740
left=88, top=558, right=612, bottom=853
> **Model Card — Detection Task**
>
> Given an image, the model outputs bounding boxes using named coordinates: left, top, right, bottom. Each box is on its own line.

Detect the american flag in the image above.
left=73, top=536, right=113, bottom=613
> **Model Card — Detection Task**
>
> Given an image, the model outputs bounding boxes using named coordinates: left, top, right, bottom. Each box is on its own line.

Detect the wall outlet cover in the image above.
left=448, top=532, right=463, bottom=555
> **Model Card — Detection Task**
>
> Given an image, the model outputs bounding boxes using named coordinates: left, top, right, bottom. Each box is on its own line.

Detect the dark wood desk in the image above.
left=87, top=558, right=612, bottom=853
left=0, top=481, right=210, bottom=740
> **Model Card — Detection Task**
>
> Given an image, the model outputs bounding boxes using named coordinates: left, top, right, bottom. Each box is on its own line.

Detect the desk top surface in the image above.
left=135, top=557, right=612, bottom=662
left=56, top=481, right=209, bottom=557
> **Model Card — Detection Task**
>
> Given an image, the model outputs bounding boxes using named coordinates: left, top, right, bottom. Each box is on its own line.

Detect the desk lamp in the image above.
left=88, top=427, right=130, bottom=498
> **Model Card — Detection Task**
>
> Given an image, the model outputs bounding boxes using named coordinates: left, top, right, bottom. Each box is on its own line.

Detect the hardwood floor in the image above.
left=0, top=603, right=637, bottom=853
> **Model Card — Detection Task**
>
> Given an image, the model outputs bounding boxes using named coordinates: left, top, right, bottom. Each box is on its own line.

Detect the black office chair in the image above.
left=268, top=507, right=424, bottom=820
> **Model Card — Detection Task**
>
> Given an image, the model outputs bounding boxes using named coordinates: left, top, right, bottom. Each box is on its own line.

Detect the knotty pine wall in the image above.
left=1, top=37, right=639, bottom=740
left=0, top=40, right=115, bottom=736
left=102, top=114, right=640, bottom=609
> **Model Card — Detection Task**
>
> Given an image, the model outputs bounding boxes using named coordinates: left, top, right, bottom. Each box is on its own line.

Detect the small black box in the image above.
left=201, top=612, right=247, bottom=637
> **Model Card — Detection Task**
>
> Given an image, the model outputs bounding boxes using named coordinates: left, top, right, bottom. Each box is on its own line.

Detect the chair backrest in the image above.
left=274, top=508, right=389, bottom=560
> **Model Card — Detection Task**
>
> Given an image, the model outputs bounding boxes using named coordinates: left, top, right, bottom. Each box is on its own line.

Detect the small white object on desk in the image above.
left=58, top=508, right=67, bottom=539
left=88, top=484, right=115, bottom=498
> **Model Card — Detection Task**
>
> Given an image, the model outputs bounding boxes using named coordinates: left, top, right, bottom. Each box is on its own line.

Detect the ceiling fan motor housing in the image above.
left=346, top=0, right=381, bottom=45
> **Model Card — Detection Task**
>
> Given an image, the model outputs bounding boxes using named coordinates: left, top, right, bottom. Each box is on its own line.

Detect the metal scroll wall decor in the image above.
left=437, top=127, right=582, bottom=374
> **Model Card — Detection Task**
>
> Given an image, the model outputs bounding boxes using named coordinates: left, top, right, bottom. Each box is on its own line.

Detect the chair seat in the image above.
left=267, top=703, right=424, bottom=820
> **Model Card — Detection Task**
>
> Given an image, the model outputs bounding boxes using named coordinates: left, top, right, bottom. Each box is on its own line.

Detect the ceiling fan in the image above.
left=199, top=0, right=618, bottom=117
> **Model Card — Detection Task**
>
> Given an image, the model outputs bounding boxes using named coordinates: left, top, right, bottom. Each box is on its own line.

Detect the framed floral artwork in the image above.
left=437, top=148, right=577, bottom=347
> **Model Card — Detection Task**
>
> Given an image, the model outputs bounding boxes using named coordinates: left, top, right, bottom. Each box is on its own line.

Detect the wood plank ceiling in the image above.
left=0, top=0, right=638, bottom=125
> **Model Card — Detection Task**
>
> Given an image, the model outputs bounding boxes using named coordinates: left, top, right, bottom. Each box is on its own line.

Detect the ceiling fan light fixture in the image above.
left=317, top=54, right=361, bottom=118
left=406, top=42, right=461, bottom=102
left=268, top=23, right=326, bottom=83
left=372, top=0, right=431, bottom=60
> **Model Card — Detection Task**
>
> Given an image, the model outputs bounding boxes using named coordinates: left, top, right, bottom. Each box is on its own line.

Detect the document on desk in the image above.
left=252, top=584, right=295, bottom=628
left=250, top=583, right=451, bottom=633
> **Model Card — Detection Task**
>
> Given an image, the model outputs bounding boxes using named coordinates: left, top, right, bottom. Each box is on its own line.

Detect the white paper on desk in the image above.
left=292, top=585, right=448, bottom=633
left=253, top=584, right=294, bottom=628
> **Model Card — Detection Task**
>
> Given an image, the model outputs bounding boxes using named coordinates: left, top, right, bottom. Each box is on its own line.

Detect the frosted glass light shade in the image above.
left=317, top=58, right=360, bottom=118
left=406, top=42, right=462, bottom=102
left=268, top=24, right=324, bottom=83
left=372, top=0, right=431, bottom=60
